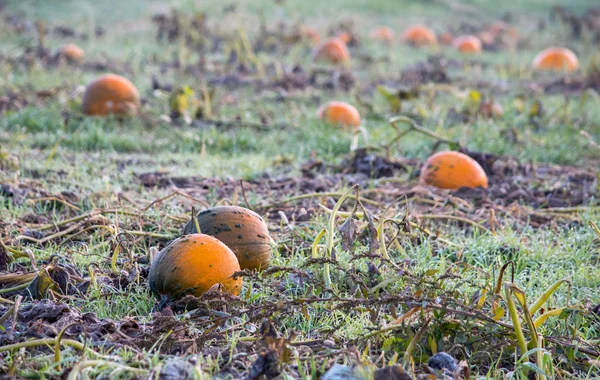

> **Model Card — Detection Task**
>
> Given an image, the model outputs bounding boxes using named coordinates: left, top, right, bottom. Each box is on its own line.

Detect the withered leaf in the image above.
left=338, top=214, right=358, bottom=252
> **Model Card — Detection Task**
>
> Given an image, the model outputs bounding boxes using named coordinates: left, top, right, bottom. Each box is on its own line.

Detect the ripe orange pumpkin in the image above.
left=317, top=101, right=361, bottom=129
left=183, top=206, right=272, bottom=271
left=82, top=74, right=140, bottom=116
left=532, top=47, right=579, bottom=72
left=453, top=35, right=482, bottom=54
left=311, top=38, right=350, bottom=64
left=370, top=27, right=394, bottom=42
left=402, top=25, right=437, bottom=46
left=148, top=234, right=242, bottom=299
left=60, top=43, right=85, bottom=63
left=420, top=151, right=488, bottom=190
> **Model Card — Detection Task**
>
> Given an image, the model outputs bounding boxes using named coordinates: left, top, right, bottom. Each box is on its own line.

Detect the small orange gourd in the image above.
left=453, top=35, right=482, bottom=54
left=420, top=151, right=488, bottom=190
left=317, top=101, right=361, bottom=129
left=183, top=206, right=272, bottom=271
left=148, top=234, right=242, bottom=299
left=82, top=74, right=140, bottom=116
left=60, top=43, right=85, bottom=63
left=311, top=38, right=350, bottom=64
left=532, top=47, right=579, bottom=72
left=370, top=27, right=394, bottom=42
left=402, top=25, right=437, bottom=46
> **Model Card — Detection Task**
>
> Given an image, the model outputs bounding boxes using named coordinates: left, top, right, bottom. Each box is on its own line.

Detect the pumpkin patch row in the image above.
left=303, top=23, right=580, bottom=69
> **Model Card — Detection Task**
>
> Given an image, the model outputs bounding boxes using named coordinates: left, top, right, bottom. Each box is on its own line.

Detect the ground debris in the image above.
left=156, top=358, right=197, bottom=380
left=342, top=149, right=412, bottom=178
left=136, top=152, right=596, bottom=229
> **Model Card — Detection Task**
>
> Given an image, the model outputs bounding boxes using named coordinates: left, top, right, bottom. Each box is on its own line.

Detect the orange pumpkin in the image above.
left=82, top=74, right=140, bottom=116
left=453, top=35, right=482, bottom=54
left=370, top=27, right=394, bottom=42
left=148, top=234, right=242, bottom=299
left=183, top=206, right=272, bottom=271
left=420, top=151, right=488, bottom=190
left=60, top=43, right=85, bottom=63
left=532, top=47, right=579, bottom=72
left=402, top=25, right=437, bottom=46
left=311, top=38, right=350, bottom=64
left=317, top=101, right=361, bottom=129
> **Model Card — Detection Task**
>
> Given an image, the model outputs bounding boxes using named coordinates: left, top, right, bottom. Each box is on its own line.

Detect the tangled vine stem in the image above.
left=67, top=360, right=149, bottom=380
left=323, top=185, right=360, bottom=289
left=262, top=191, right=379, bottom=209
left=387, top=115, right=461, bottom=152
left=0, top=338, right=96, bottom=356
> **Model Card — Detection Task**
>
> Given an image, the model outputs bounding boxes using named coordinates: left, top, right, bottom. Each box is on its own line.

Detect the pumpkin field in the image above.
left=1, top=0, right=600, bottom=378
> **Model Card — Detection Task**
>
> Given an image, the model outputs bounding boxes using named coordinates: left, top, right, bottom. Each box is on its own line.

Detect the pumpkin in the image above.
left=148, top=234, right=242, bottom=299
left=300, top=26, right=320, bottom=44
left=60, top=43, right=85, bottom=63
left=317, top=101, right=361, bottom=129
left=311, top=38, right=350, bottom=64
left=532, top=47, right=579, bottom=72
left=402, top=25, right=437, bottom=46
left=82, top=74, right=140, bottom=116
left=453, top=35, right=482, bottom=54
left=420, top=151, right=488, bottom=190
left=183, top=206, right=272, bottom=271
left=370, top=27, right=394, bottom=42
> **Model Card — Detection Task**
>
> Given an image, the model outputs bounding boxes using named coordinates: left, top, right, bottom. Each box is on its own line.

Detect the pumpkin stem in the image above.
left=190, top=207, right=202, bottom=234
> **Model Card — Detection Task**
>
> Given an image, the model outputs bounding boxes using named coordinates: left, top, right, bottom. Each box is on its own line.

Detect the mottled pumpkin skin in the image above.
left=82, top=74, right=140, bottom=116
left=402, top=25, right=437, bottom=46
left=311, top=38, right=350, bottom=64
left=453, top=35, right=482, bottom=54
left=317, top=101, right=361, bottom=129
left=532, top=47, right=579, bottom=72
left=148, top=234, right=242, bottom=299
left=183, top=206, right=272, bottom=271
left=419, top=151, right=488, bottom=190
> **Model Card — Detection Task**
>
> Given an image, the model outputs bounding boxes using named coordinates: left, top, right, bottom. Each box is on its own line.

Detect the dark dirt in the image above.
left=135, top=150, right=596, bottom=229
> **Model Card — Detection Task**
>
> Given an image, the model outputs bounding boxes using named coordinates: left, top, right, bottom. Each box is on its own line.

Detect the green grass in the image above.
left=1, top=0, right=600, bottom=378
